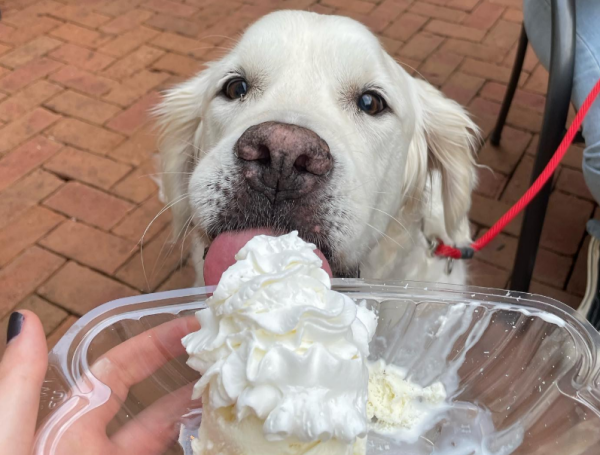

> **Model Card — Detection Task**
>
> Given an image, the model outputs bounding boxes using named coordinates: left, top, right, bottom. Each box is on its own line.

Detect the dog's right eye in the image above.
left=223, top=78, right=248, bottom=100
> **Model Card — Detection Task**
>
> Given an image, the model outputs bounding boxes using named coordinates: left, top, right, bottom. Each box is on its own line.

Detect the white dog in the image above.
left=156, top=10, right=479, bottom=286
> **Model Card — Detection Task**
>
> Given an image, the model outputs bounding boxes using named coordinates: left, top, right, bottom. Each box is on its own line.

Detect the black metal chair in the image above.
left=491, top=0, right=577, bottom=292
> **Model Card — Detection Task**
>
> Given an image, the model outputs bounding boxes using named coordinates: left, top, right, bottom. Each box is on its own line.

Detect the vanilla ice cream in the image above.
left=183, top=231, right=378, bottom=455
left=367, top=359, right=446, bottom=437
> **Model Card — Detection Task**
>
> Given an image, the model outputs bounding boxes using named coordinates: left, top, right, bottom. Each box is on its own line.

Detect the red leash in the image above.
left=435, top=77, right=600, bottom=260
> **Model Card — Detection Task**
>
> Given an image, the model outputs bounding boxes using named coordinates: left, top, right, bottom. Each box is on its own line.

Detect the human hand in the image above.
left=44, top=315, right=201, bottom=455
left=0, top=311, right=48, bottom=455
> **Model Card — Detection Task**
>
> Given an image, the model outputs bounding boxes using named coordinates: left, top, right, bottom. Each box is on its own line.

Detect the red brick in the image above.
left=0, top=23, right=15, bottom=42
left=477, top=126, right=532, bottom=174
left=50, top=43, right=116, bottom=72
left=475, top=232, right=516, bottom=270
left=0, top=206, right=64, bottom=267
left=0, top=36, right=62, bottom=68
left=47, top=316, right=79, bottom=351
left=398, top=32, right=444, bottom=61
left=2, top=1, right=62, bottom=27
left=0, top=246, right=65, bottom=319
left=378, top=37, right=405, bottom=56
left=50, top=4, right=111, bottom=29
left=0, top=170, right=64, bottom=231
left=100, top=9, right=154, bottom=34
left=462, top=58, right=515, bottom=83
left=151, top=52, right=201, bottom=77
left=321, top=0, right=374, bottom=14
left=158, top=261, right=197, bottom=291
left=532, top=248, right=573, bottom=288
left=342, top=10, right=392, bottom=34
left=540, top=192, right=593, bottom=255
left=49, top=118, right=125, bottom=156
left=99, top=26, right=158, bottom=58
left=0, top=295, right=67, bottom=355
left=469, top=193, right=523, bottom=236
left=38, top=261, right=139, bottom=315
left=441, top=39, right=505, bottom=63
left=110, top=159, right=159, bottom=203
left=143, top=0, right=199, bottom=17
left=0, top=44, right=10, bottom=58
left=482, top=19, right=522, bottom=50
left=44, top=147, right=131, bottom=190
left=441, top=71, right=484, bottom=105
left=501, top=155, right=534, bottom=204
left=468, top=258, right=509, bottom=288
left=0, top=108, right=59, bottom=155
left=106, top=91, right=160, bottom=135
left=96, top=0, right=146, bottom=17
left=383, top=13, right=429, bottom=42
left=103, top=70, right=170, bottom=107
left=446, top=0, right=479, bottom=10
left=462, top=2, right=505, bottom=30
left=524, top=64, right=548, bottom=95
left=150, top=32, right=213, bottom=59
left=425, top=20, right=486, bottom=42
left=418, top=51, right=463, bottom=86
left=488, top=0, right=522, bottom=8
left=409, top=2, right=467, bottom=22
left=556, top=167, right=594, bottom=201
left=474, top=166, right=507, bottom=198
left=309, top=4, right=336, bottom=15
left=49, top=23, right=112, bottom=49
left=480, top=82, right=546, bottom=113
left=0, top=80, right=63, bottom=123
left=49, top=66, right=118, bottom=97
left=502, top=8, right=523, bottom=23
left=143, top=14, right=202, bottom=37
left=561, top=143, right=584, bottom=170
left=44, top=182, right=134, bottom=230
left=115, top=226, right=191, bottom=291
left=501, top=45, right=538, bottom=73
left=529, top=282, right=581, bottom=310
left=40, top=220, right=137, bottom=274
left=112, top=194, right=171, bottom=243
left=1, top=16, right=62, bottom=46
left=0, top=136, right=62, bottom=192
left=506, top=105, right=543, bottom=133
left=101, top=45, right=165, bottom=80
left=107, top=124, right=157, bottom=165
left=44, top=90, right=121, bottom=125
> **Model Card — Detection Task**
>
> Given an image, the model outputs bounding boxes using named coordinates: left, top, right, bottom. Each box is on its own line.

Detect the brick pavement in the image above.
left=0, top=0, right=594, bottom=355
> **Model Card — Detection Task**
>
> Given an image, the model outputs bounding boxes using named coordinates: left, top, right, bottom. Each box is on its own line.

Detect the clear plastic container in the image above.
left=34, top=280, right=600, bottom=455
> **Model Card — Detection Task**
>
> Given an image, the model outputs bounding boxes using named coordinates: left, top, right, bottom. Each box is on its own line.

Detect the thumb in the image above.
left=0, top=311, right=48, bottom=455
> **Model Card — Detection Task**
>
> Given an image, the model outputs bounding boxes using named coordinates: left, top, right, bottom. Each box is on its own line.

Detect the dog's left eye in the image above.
left=357, top=92, right=387, bottom=115
left=223, top=78, right=248, bottom=100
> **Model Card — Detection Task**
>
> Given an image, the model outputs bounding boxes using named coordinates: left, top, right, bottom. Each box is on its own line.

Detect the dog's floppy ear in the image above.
left=407, top=78, right=480, bottom=240
left=154, top=69, right=213, bottom=235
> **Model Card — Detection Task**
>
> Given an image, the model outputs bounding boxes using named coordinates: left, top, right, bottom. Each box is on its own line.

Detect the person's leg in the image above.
left=523, top=0, right=600, bottom=205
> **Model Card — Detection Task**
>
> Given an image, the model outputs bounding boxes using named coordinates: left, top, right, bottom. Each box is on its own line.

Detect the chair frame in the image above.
left=490, top=0, right=576, bottom=292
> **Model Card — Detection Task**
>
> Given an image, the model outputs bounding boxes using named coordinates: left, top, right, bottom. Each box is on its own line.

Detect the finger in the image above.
left=86, top=315, right=200, bottom=426
left=0, top=311, right=48, bottom=455
left=111, top=383, right=199, bottom=455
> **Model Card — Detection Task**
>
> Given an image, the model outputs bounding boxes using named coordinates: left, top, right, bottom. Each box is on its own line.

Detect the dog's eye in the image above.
left=223, top=78, right=248, bottom=100
left=357, top=92, right=387, bottom=115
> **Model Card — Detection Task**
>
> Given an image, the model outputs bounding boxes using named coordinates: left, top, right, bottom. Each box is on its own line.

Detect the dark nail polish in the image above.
left=7, top=312, right=24, bottom=344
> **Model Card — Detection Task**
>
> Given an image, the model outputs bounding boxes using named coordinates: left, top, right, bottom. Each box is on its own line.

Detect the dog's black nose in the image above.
left=235, top=121, right=333, bottom=202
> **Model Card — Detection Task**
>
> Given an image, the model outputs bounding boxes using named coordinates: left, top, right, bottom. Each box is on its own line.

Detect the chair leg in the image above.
left=491, top=26, right=529, bottom=146
left=510, top=0, right=576, bottom=292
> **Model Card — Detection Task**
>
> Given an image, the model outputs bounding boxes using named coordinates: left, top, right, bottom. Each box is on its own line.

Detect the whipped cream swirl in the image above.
left=182, top=231, right=377, bottom=443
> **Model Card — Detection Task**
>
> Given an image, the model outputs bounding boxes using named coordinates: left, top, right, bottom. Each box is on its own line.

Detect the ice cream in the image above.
left=183, top=231, right=378, bottom=454
left=367, top=359, right=447, bottom=439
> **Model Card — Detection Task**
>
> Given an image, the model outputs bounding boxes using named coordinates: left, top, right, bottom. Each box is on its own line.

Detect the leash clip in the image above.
left=426, top=237, right=439, bottom=258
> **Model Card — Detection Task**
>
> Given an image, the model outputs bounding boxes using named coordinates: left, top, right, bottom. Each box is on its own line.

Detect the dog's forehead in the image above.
left=231, top=11, right=388, bottom=78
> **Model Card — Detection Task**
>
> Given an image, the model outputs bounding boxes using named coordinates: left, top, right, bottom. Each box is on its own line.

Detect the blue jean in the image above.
left=523, top=0, right=600, bottom=204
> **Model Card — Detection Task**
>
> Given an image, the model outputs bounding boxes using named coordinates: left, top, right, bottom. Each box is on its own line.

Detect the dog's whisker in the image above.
left=140, top=194, right=190, bottom=290
left=365, top=222, right=405, bottom=250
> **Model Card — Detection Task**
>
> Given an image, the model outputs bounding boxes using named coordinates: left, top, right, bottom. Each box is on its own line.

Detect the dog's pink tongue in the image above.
left=204, top=229, right=332, bottom=286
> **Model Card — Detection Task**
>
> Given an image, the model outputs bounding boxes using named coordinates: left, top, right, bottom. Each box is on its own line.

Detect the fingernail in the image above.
left=7, top=312, right=24, bottom=344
